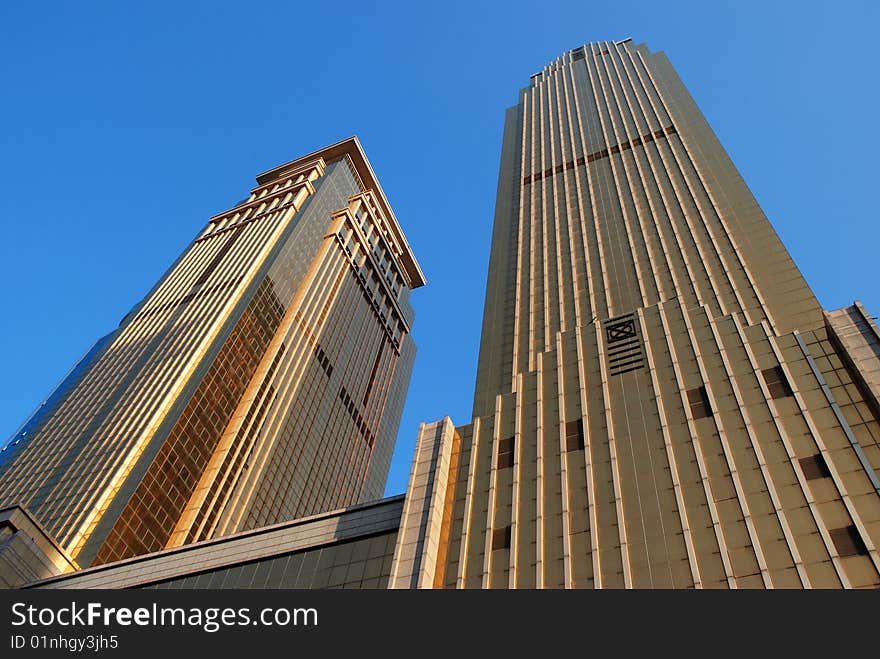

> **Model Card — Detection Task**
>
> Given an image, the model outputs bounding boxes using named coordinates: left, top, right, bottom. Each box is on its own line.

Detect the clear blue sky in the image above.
left=1, top=1, right=877, bottom=497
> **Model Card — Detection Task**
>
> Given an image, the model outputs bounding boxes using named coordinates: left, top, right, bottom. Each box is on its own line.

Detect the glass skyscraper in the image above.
left=0, top=138, right=424, bottom=571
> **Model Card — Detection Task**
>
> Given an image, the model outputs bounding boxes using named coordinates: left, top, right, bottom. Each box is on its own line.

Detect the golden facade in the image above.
left=0, top=138, right=425, bottom=569
left=390, top=41, right=880, bottom=588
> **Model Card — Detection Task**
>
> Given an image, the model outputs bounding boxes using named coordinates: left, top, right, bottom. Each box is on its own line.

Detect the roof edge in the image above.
left=256, top=137, right=426, bottom=289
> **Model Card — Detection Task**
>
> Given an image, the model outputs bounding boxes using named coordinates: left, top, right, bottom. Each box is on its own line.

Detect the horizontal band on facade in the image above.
left=523, top=125, right=677, bottom=185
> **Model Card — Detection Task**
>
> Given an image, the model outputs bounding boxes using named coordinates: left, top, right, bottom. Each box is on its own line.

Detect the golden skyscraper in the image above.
left=0, top=138, right=425, bottom=572
left=389, top=40, right=880, bottom=589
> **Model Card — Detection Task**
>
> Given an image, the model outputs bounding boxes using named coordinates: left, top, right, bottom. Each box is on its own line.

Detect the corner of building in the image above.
left=0, top=505, right=78, bottom=589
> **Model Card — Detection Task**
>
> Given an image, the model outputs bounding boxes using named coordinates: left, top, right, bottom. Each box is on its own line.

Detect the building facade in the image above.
left=390, top=40, right=880, bottom=588
left=8, top=40, right=880, bottom=592
left=0, top=138, right=425, bottom=575
left=23, top=497, right=403, bottom=590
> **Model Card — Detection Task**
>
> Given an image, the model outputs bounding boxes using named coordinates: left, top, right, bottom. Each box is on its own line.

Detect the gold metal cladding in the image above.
left=72, top=163, right=324, bottom=560
left=0, top=163, right=319, bottom=561
left=407, top=40, right=880, bottom=589
left=0, top=140, right=424, bottom=571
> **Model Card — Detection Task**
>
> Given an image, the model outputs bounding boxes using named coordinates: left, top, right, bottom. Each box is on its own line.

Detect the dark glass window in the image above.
left=565, top=419, right=585, bottom=451
left=492, top=526, right=512, bottom=550
left=687, top=386, right=712, bottom=419
left=799, top=454, right=831, bottom=480
left=762, top=366, right=793, bottom=399
left=497, top=436, right=515, bottom=469
left=829, top=525, right=868, bottom=557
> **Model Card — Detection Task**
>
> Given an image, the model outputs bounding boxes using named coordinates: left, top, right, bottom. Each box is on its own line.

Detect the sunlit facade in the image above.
left=0, top=138, right=425, bottom=572
left=390, top=40, right=880, bottom=589
left=10, top=39, right=880, bottom=592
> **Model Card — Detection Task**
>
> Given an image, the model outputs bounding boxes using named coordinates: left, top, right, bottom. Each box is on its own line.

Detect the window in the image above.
left=829, top=525, right=869, bottom=557
left=497, top=436, right=514, bottom=469
left=762, top=366, right=793, bottom=399
left=799, top=454, right=831, bottom=480
left=492, top=526, right=512, bottom=550
left=687, top=386, right=712, bottom=419
left=565, top=419, right=585, bottom=451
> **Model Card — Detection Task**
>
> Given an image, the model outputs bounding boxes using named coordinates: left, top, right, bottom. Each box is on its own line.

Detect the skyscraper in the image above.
left=0, top=137, right=425, bottom=573
left=390, top=40, right=880, bottom=589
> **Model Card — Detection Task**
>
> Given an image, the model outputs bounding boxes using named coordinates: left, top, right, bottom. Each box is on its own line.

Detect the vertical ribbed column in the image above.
left=389, top=418, right=457, bottom=589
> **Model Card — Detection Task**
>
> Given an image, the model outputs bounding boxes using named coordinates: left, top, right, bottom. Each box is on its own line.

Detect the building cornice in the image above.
left=256, top=137, right=426, bottom=289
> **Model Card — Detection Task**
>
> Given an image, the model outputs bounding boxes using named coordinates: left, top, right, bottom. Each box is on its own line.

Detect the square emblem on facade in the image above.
left=605, top=319, right=637, bottom=344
